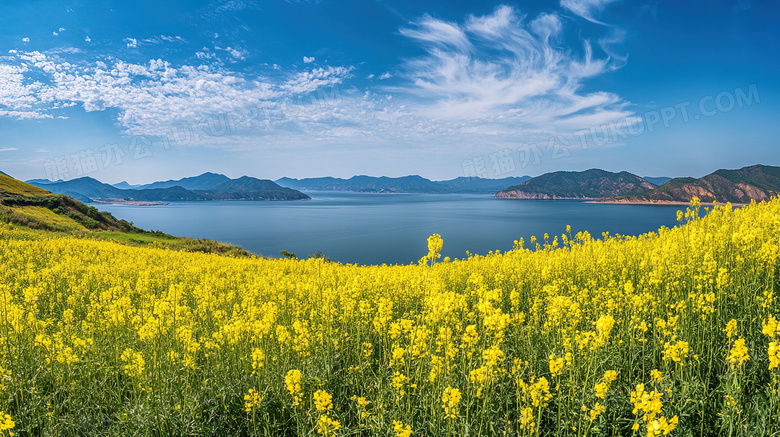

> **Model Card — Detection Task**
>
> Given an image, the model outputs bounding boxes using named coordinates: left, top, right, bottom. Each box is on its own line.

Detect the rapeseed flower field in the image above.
left=1, top=198, right=779, bottom=436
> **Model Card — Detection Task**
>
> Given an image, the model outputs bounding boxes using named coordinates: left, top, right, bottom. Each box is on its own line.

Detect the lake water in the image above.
left=94, top=193, right=684, bottom=265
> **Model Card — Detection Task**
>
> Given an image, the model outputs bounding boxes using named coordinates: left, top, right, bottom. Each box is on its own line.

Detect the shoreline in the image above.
left=91, top=200, right=170, bottom=206
left=587, top=200, right=747, bottom=206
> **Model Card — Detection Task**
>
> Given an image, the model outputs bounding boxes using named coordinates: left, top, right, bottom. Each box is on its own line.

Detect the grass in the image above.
left=0, top=173, right=52, bottom=197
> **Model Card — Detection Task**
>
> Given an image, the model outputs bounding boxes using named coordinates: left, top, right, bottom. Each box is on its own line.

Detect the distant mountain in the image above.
left=643, top=176, right=672, bottom=186
left=276, top=175, right=532, bottom=194
left=112, top=181, right=143, bottom=190
left=28, top=175, right=310, bottom=202
left=27, top=177, right=125, bottom=203
left=277, top=175, right=445, bottom=193
left=496, top=169, right=656, bottom=199
left=25, top=178, right=65, bottom=185
left=207, top=176, right=310, bottom=200
left=436, top=176, right=532, bottom=193
left=139, top=172, right=231, bottom=190
left=604, top=164, right=780, bottom=204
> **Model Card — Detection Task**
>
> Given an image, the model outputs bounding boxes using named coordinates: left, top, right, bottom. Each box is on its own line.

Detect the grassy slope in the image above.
left=0, top=173, right=254, bottom=257
left=0, top=173, right=52, bottom=196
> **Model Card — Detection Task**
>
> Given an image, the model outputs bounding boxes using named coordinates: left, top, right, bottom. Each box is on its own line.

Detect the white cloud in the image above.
left=22, top=37, right=29, bottom=43
left=53, top=31, right=59, bottom=36
left=560, top=0, right=619, bottom=24
left=0, top=5, right=633, bottom=158
left=124, top=38, right=138, bottom=48
left=215, top=46, right=248, bottom=61
left=59, top=27, right=66, bottom=32
left=393, top=5, right=631, bottom=137
left=0, top=51, right=356, bottom=139
left=0, top=63, right=53, bottom=119
left=0, top=147, right=18, bottom=152
left=378, top=72, right=392, bottom=80
left=303, top=56, right=315, bottom=64
left=84, top=36, right=91, bottom=42
left=282, top=66, right=353, bottom=94
left=399, top=16, right=471, bottom=52
left=196, top=48, right=216, bottom=60
left=159, top=35, right=185, bottom=43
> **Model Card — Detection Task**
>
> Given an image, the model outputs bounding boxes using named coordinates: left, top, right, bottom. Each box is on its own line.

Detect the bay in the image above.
left=94, top=193, right=684, bottom=265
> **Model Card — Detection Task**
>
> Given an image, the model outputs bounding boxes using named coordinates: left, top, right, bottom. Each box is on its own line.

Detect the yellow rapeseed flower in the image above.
left=442, top=386, right=461, bottom=419
left=244, top=389, right=262, bottom=413
left=285, top=369, right=303, bottom=407
left=393, top=420, right=412, bottom=437
left=726, top=338, right=750, bottom=368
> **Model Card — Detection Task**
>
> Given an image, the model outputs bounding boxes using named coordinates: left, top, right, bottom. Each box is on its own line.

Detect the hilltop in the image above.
left=495, top=169, right=656, bottom=199
left=0, top=172, right=253, bottom=257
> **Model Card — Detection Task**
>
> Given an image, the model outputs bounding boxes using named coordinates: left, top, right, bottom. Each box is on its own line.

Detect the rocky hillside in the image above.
left=495, top=169, right=656, bottom=199
left=602, top=164, right=780, bottom=204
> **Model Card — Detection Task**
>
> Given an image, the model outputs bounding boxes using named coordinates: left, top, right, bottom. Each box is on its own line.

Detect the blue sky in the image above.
left=0, top=0, right=777, bottom=183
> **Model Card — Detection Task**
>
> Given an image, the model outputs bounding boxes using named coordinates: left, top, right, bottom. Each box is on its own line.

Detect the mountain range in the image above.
left=23, top=164, right=780, bottom=205
left=496, top=164, right=780, bottom=204
left=27, top=174, right=534, bottom=201
left=27, top=174, right=310, bottom=203
left=275, top=175, right=532, bottom=194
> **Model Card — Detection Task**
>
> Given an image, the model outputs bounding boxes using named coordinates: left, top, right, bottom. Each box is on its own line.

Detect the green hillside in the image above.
left=0, top=172, right=53, bottom=197
left=0, top=172, right=253, bottom=257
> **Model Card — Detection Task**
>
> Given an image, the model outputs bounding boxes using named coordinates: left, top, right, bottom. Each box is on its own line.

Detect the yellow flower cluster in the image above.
left=0, top=413, right=14, bottom=436
left=285, top=369, right=303, bottom=407
left=244, top=389, right=262, bottom=413
left=726, top=338, right=750, bottom=368
left=314, top=390, right=333, bottom=412
left=317, top=414, right=341, bottom=437
left=392, top=420, right=412, bottom=437
left=251, top=348, right=265, bottom=374
left=120, top=349, right=145, bottom=378
left=441, top=386, right=461, bottom=419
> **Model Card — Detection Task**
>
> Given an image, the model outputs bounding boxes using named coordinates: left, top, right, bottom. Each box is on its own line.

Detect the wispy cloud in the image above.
left=0, top=147, right=18, bottom=152
left=124, top=37, right=138, bottom=48
left=560, top=0, right=620, bottom=24
left=201, top=0, right=260, bottom=20
left=394, top=5, right=630, bottom=136
left=303, top=56, right=315, bottom=64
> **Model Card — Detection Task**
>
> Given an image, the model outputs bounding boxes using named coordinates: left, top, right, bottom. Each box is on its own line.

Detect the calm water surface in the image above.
left=94, top=193, right=683, bottom=265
